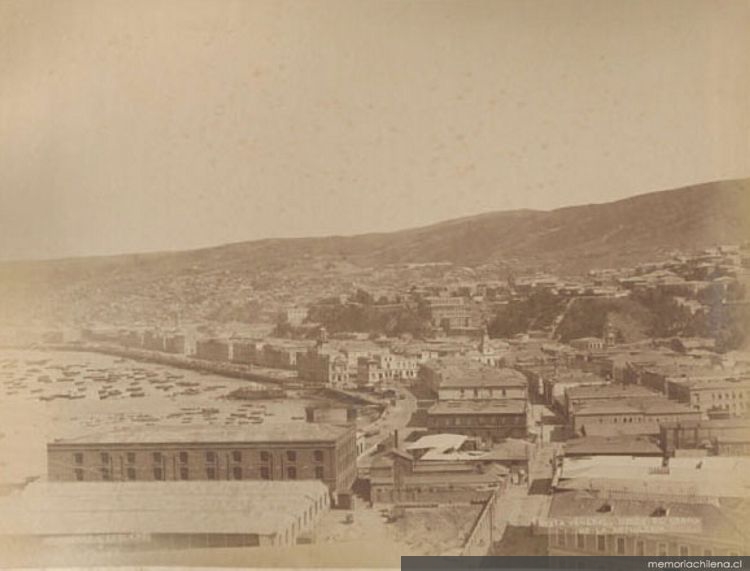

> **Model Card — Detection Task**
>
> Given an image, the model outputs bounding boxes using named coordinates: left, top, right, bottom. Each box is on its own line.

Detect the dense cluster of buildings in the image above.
left=3, top=243, right=747, bottom=560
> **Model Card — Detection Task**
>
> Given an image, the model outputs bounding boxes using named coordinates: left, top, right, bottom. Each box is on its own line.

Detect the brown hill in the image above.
left=0, top=178, right=747, bottom=326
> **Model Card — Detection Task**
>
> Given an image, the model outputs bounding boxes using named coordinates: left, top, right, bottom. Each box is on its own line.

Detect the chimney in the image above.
left=394, top=430, right=399, bottom=449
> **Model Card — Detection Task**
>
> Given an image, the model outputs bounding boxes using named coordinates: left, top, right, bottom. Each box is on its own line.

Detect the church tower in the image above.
left=316, top=326, right=329, bottom=349
left=603, top=318, right=617, bottom=348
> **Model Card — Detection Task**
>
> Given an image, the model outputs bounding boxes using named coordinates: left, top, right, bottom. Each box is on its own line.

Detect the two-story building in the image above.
left=47, top=422, right=357, bottom=504
left=426, top=400, right=527, bottom=442
left=420, top=358, right=528, bottom=401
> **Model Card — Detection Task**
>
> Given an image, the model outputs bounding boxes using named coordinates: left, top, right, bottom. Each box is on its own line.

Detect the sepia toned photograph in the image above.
left=0, top=0, right=749, bottom=568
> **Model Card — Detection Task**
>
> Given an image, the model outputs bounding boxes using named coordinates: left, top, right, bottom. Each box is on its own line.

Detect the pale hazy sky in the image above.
left=1, top=0, right=749, bottom=261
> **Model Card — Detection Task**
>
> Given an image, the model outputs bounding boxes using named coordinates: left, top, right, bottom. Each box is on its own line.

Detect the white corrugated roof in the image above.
left=404, top=433, right=467, bottom=452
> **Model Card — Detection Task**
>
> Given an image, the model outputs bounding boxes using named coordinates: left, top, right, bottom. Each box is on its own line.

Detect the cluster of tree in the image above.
left=634, top=286, right=748, bottom=352
left=631, top=290, right=697, bottom=339
left=487, top=290, right=565, bottom=338
left=555, top=298, right=647, bottom=343
left=303, top=290, right=432, bottom=337
left=694, top=302, right=749, bottom=352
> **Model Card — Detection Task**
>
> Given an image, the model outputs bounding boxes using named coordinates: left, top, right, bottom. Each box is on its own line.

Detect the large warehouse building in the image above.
left=47, top=422, right=357, bottom=501
left=0, top=480, right=330, bottom=550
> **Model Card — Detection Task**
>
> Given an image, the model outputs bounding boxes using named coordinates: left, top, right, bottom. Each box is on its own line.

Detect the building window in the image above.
left=557, top=528, right=565, bottom=547
left=179, top=451, right=188, bottom=464
left=101, top=467, right=111, bottom=481
left=153, top=467, right=164, bottom=480
left=260, top=466, right=270, bottom=480
left=206, top=451, right=216, bottom=463
left=180, top=467, right=189, bottom=480
left=100, top=452, right=110, bottom=464
left=287, top=451, right=296, bottom=462
left=260, top=451, right=270, bottom=462
left=679, top=545, right=689, bottom=556
left=616, top=537, right=626, bottom=555
left=576, top=533, right=585, bottom=549
left=126, top=467, right=136, bottom=480
left=636, top=540, right=645, bottom=556
left=233, top=466, right=242, bottom=480
left=287, top=466, right=297, bottom=480
left=597, top=535, right=606, bottom=552
left=153, top=452, right=162, bottom=463
left=206, top=467, right=217, bottom=480
left=232, top=450, right=242, bottom=463
left=126, top=452, right=136, bottom=464
left=314, top=450, right=324, bottom=462
left=658, top=543, right=667, bottom=556
left=75, top=468, right=84, bottom=481
left=74, top=453, right=83, bottom=465
left=315, top=466, right=325, bottom=479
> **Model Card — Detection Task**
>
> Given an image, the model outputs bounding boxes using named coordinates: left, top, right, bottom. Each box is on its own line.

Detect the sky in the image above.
left=1, top=0, right=748, bottom=261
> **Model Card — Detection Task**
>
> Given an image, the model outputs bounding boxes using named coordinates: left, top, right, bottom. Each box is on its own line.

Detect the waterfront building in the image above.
left=195, top=339, right=233, bottom=362
left=47, top=422, right=357, bottom=501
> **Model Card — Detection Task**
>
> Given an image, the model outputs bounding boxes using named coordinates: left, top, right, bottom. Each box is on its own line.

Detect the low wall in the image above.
left=461, top=490, right=504, bottom=556
left=41, top=342, right=294, bottom=387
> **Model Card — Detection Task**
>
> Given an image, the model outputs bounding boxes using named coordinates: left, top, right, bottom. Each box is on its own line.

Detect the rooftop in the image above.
left=672, top=377, right=750, bottom=390
left=404, top=433, right=468, bottom=453
left=573, top=398, right=698, bottom=417
left=563, top=436, right=663, bottom=457
left=566, top=384, right=659, bottom=401
left=423, top=358, right=527, bottom=389
left=49, top=422, right=353, bottom=446
left=547, top=491, right=746, bottom=543
left=0, top=480, right=329, bottom=537
left=557, top=455, right=750, bottom=498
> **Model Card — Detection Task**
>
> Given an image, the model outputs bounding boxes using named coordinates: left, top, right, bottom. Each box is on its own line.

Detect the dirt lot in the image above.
left=315, top=499, right=481, bottom=556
